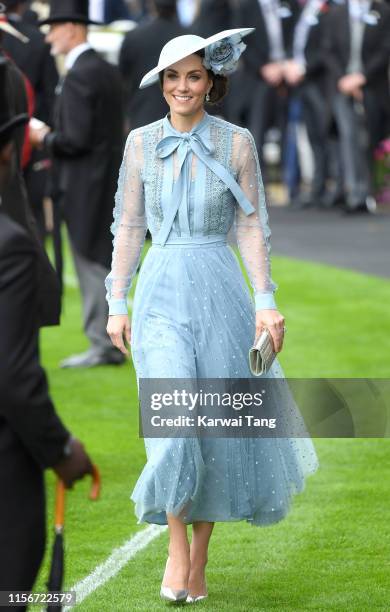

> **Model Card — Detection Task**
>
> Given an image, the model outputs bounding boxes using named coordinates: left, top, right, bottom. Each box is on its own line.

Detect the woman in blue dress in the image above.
left=106, top=29, right=319, bottom=604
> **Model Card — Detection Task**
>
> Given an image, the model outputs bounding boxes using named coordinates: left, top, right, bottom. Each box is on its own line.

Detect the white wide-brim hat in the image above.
left=139, top=27, right=254, bottom=90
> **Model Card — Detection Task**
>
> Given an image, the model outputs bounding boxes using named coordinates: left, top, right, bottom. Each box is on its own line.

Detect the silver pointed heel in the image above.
left=160, top=586, right=189, bottom=603
left=186, top=594, right=208, bottom=603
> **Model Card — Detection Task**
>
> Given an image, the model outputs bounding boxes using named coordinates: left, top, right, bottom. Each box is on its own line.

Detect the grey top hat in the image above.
left=39, top=0, right=102, bottom=26
left=0, top=57, right=28, bottom=146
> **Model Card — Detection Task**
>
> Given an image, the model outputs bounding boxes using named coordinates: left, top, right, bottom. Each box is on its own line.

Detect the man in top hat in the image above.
left=281, top=0, right=330, bottom=209
left=31, top=0, right=126, bottom=367
left=0, top=56, right=93, bottom=601
left=325, top=0, right=390, bottom=213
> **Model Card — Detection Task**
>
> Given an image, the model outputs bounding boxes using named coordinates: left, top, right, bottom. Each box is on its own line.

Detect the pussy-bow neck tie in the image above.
left=155, top=114, right=255, bottom=245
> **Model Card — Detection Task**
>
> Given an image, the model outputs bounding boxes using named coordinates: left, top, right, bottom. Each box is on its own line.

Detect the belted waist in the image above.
left=152, top=235, right=227, bottom=248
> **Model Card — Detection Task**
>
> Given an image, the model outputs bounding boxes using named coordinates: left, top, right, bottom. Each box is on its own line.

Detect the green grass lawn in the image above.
left=33, top=244, right=390, bottom=610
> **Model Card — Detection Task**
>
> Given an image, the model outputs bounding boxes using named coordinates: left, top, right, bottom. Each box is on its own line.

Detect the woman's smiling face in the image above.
left=162, top=54, right=213, bottom=119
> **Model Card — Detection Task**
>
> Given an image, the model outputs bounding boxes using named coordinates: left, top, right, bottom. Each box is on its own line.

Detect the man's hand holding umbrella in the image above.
left=47, top=439, right=100, bottom=610
left=53, top=437, right=94, bottom=488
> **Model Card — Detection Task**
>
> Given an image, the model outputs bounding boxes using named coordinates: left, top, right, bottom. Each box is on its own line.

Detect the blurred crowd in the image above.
left=3, top=0, right=390, bottom=220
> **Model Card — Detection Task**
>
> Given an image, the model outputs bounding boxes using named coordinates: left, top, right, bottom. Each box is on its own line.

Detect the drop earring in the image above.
left=206, top=91, right=211, bottom=102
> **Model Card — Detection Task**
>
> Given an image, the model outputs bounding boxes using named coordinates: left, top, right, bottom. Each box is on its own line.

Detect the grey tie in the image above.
left=347, top=0, right=371, bottom=74
left=55, top=74, right=66, bottom=96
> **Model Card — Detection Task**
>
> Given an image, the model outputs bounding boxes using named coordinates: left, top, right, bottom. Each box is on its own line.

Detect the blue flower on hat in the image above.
left=203, top=34, right=246, bottom=76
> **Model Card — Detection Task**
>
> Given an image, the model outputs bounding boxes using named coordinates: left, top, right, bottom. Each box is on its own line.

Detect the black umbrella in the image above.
left=47, top=465, right=101, bottom=611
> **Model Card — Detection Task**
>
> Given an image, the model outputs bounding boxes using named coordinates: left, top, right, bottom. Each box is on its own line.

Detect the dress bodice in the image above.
left=105, top=112, right=278, bottom=315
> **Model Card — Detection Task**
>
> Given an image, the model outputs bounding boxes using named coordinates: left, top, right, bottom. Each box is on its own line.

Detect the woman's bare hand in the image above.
left=106, top=315, right=131, bottom=356
left=255, top=309, right=285, bottom=353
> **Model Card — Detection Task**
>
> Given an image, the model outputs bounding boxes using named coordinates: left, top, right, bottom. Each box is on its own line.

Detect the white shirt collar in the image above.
left=65, top=42, right=92, bottom=71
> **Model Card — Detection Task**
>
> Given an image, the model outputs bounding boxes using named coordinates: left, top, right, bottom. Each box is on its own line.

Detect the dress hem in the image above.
left=130, top=462, right=319, bottom=528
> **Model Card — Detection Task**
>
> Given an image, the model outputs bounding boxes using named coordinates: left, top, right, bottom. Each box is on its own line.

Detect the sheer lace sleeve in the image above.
left=105, top=130, right=146, bottom=315
left=233, top=129, right=278, bottom=310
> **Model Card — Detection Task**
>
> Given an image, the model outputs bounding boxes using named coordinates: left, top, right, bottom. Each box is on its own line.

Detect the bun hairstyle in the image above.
left=194, top=49, right=228, bottom=105
left=158, top=49, right=229, bottom=106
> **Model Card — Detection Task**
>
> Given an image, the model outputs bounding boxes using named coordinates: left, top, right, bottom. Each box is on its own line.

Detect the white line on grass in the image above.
left=63, top=524, right=167, bottom=610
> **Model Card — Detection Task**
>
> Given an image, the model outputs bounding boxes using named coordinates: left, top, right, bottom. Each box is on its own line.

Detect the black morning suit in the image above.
left=291, top=4, right=330, bottom=202
left=235, top=0, right=300, bottom=164
left=325, top=0, right=390, bottom=149
left=239, top=0, right=298, bottom=76
left=45, top=48, right=124, bottom=356
left=0, top=212, right=70, bottom=595
left=324, top=0, right=390, bottom=207
left=46, top=48, right=124, bottom=269
left=119, top=16, right=187, bottom=129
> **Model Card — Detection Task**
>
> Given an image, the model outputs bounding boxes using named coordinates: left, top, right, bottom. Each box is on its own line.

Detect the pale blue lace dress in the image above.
left=105, top=112, right=319, bottom=526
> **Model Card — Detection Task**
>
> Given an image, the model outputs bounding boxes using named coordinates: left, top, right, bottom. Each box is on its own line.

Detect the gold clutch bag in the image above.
left=249, top=328, right=276, bottom=376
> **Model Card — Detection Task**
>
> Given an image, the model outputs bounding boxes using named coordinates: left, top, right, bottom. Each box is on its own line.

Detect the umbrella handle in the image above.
left=89, top=464, right=101, bottom=500
left=55, top=480, right=66, bottom=530
left=54, top=465, right=101, bottom=527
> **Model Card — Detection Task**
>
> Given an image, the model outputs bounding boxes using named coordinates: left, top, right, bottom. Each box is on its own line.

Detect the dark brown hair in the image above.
left=158, top=49, right=229, bottom=106
left=194, top=49, right=228, bottom=105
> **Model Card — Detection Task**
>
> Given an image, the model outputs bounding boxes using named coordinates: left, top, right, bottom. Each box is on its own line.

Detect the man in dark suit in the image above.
left=119, top=0, right=187, bottom=129
left=31, top=0, right=126, bottom=367
left=0, top=56, right=93, bottom=601
left=282, top=0, right=330, bottom=208
left=325, top=0, right=390, bottom=213
left=236, top=0, right=300, bottom=170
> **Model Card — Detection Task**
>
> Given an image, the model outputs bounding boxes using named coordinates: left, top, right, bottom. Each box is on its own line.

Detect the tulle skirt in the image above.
left=130, top=241, right=319, bottom=526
